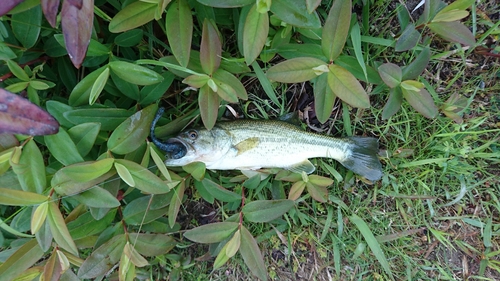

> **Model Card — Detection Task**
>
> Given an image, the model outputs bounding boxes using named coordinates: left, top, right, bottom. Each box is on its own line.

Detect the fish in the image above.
left=151, top=108, right=383, bottom=181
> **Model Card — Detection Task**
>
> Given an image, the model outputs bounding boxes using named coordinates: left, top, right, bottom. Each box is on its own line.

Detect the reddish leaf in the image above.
left=327, top=64, right=370, bottom=108
left=41, top=0, right=61, bottom=27
left=200, top=19, right=222, bottom=75
left=402, top=87, right=438, bottom=119
left=0, top=89, right=59, bottom=135
left=239, top=226, right=267, bottom=280
left=61, top=0, right=94, bottom=68
left=428, top=21, right=475, bottom=46
left=199, top=84, right=220, bottom=130
left=0, top=0, right=24, bottom=16
left=267, top=57, right=327, bottom=83
left=66, top=0, right=82, bottom=9
left=0, top=239, right=44, bottom=280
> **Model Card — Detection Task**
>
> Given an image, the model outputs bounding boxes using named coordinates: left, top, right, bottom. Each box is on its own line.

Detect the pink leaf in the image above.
left=0, top=0, right=24, bottom=16
left=61, top=0, right=94, bottom=68
left=41, top=0, right=60, bottom=27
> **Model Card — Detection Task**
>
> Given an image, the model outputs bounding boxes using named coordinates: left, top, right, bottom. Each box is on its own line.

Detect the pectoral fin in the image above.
left=234, top=137, right=259, bottom=155
left=287, top=160, right=316, bottom=174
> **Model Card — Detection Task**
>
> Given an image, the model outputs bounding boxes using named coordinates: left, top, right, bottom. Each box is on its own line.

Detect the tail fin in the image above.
left=340, top=137, right=383, bottom=181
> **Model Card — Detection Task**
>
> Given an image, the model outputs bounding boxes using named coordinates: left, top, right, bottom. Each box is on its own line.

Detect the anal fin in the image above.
left=287, top=160, right=315, bottom=174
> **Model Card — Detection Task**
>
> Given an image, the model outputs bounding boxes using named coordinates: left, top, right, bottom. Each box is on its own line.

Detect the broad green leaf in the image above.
left=86, top=39, right=111, bottom=57
left=115, top=159, right=171, bottom=194
left=202, top=178, right=242, bottom=202
left=267, top=57, right=327, bottom=83
left=213, top=240, right=232, bottom=270
left=321, top=0, right=351, bottom=61
left=109, top=71, right=140, bottom=100
left=196, top=0, right=253, bottom=7
left=89, top=66, right=110, bottom=105
left=182, top=162, right=206, bottom=181
left=64, top=108, right=133, bottom=131
left=0, top=239, right=44, bottom=281
left=270, top=0, right=320, bottom=28
left=52, top=169, right=116, bottom=196
left=402, top=46, right=430, bottom=80
left=382, top=87, right=403, bottom=120
left=213, top=69, right=248, bottom=100
left=183, top=74, right=210, bottom=88
left=214, top=230, right=241, bottom=269
left=139, top=71, right=175, bottom=105
left=184, top=222, right=239, bottom=243
left=69, top=65, right=108, bottom=106
left=428, top=21, right=475, bottom=46
left=109, top=61, right=163, bottom=85
left=212, top=78, right=239, bottom=103
left=73, top=186, right=121, bottom=208
left=5, top=81, right=29, bottom=93
left=328, top=64, right=370, bottom=108
left=7, top=60, right=30, bottom=81
left=0, top=187, right=47, bottom=206
left=45, top=128, right=84, bottom=166
left=48, top=201, right=79, bottom=256
left=239, top=225, right=267, bottom=281
left=378, top=63, right=402, bottom=88
left=200, top=19, right=221, bottom=75
left=31, top=201, right=48, bottom=236
left=67, top=210, right=117, bottom=240
left=130, top=233, right=176, bottom=256
left=67, top=122, right=101, bottom=157
left=11, top=5, right=41, bottom=48
left=108, top=104, right=157, bottom=155
left=109, top=1, right=156, bottom=33
left=243, top=4, right=269, bottom=65
left=168, top=179, right=185, bottom=228
left=242, top=199, right=294, bottom=222
left=439, top=0, right=474, bottom=13
left=123, top=242, right=148, bottom=267
left=306, top=182, right=328, bottom=202
left=10, top=139, right=46, bottom=193
left=308, top=175, right=334, bottom=187
left=119, top=247, right=135, bottom=281
left=395, top=23, right=420, bottom=52
left=400, top=80, right=424, bottom=92
left=199, top=84, right=220, bottom=130
left=432, top=9, right=469, bottom=23
left=29, top=80, right=52, bottom=90
left=306, top=0, right=321, bottom=13
left=0, top=42, right=17, bottom=60
left=402, top=87, right=438, bottom=119
left=54, top=158, right=114, bottom=183
left=116, top=162, right=136, bottom=187
left=166, top=0, right=192, bottom=67
left=350, top=214, right=394, bottom=279
left=114, top=29, right=144, bottom=47
left=277, top=43, right=327, bottom=61
left=123, top=196, right=169, bottom=225
left=313, top=73, right=336, bottom=124
left=77, top=234, right=127, bottom=278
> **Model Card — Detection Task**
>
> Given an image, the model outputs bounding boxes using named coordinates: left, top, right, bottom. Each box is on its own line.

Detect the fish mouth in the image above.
left=164, top=137, right=190, bottom=159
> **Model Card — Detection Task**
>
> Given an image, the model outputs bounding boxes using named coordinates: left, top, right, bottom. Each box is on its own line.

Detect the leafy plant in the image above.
left=0, top=0, right=493, bottom=280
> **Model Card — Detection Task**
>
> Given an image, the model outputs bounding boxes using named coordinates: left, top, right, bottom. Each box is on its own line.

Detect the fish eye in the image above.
left=187, top=130, right=198, bottom=140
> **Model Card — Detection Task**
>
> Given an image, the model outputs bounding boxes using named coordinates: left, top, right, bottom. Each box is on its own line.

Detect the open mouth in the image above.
left=165, top=138, right=189, bottom=159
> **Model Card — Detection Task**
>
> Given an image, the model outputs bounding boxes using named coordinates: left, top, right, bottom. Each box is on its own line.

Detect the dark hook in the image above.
left=150, top=107, right=187, bottom=159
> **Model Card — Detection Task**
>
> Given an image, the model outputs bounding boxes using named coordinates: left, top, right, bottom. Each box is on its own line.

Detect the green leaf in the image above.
left=73, top=186, right=121, bottom=208
left=277, top=43, right=327, bottom=61
left=183, top=74, right=210, bottom=88
left=306, top=0, right=321, bottom=13
left=321, top=0, right=351, bottom=61
left=166, top=0, right=193, bottom=67
left=213, top=69, right=248, bottom=100
left=401, top=86, right=438, bottom=118
left=196, top=0, right=253, bottom=7
left=183, top=162, right=206, bottom=181
left=7, top=60, right=30, bottom=81
left=69, top=65, right=108, bottom=106
left=89, top=66, right=110, bottom=105
left=123, top=196, right=169, bottom=225
left=428, top=21, right=475, bottom=46
left=115, top=159, right=171, bottom=194
left=350, top=22, right=367, bottom=81
left=313, top=73, right=336, bottom=124
left=48, top=201, right=79, bottom=256
left=382, top=87, right=403, bottom=120
left=123, top=242, right=149, bottom=267
left=10, top=139, right=46, bottom=193
left=168, top=179, right=185, bottom=228
left=239, top=225, right=267, bottom=281
left=199, top=84, right=220, bottom=130
left=108, top=104, right=157, bottom=155
left=242, top=199, right=294, bottom=222
left=114, top=29, right=144, bottom=47
left=109, top=1, right=157, bottom=33
left=0, top=239, right=44, bottom=281
left=378, top=63, right=402, bottom=88
left=439, top=0, right=474, bottom=13
left=109, top=61, right=163, bottom=85
left=327, top=64, right=370, bottom=108
left=0, top=42, right=17, bottom=60
left=64, top=108, right=133, bottom=131
left=67, top=122, right=101, bottom=157
left=11, top=5, right=41, bottom=48
left=86, top=39, right=111, bottom=57
left=306, top=182, right=328, bottom=202
left=31, top=201, right=48, bottom=234
left=402, top=46, right=430, bottom=80
left=184, top=222, right=239, bottom=243
left=288, top=181, right=306, bottom=200
left=267, top=57, right=327, bottom=83
left=350, top=214, right=394, bottom=280
left=201, top=178, right=242, bottom=202
left=56, top=158, right=115, bottom=183
left=130, top=233, right=176, bottom=257
left=200, top=19, right=221, bottom=75
left=243, top=4, right=269, bottom=65
left=45, top=127, right=84, bottom=166
left=139, top=71, right=176, bottom=105
left=77, top=234, right=127, bottom=278
left=0, top=187, right=47, bottom=206
left=432, top=9, right=469, bottom=23
left=115, top=162, right=136, bottom=187
left=395, top=23, right=420, bottom=52
left=52, top=168, right=116, bottom=196
left=270, top=0, right=320, bottom=28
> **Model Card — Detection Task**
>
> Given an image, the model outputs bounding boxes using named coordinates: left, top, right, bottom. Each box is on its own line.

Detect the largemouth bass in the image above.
left=151, top=108, right=383, bottom=181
